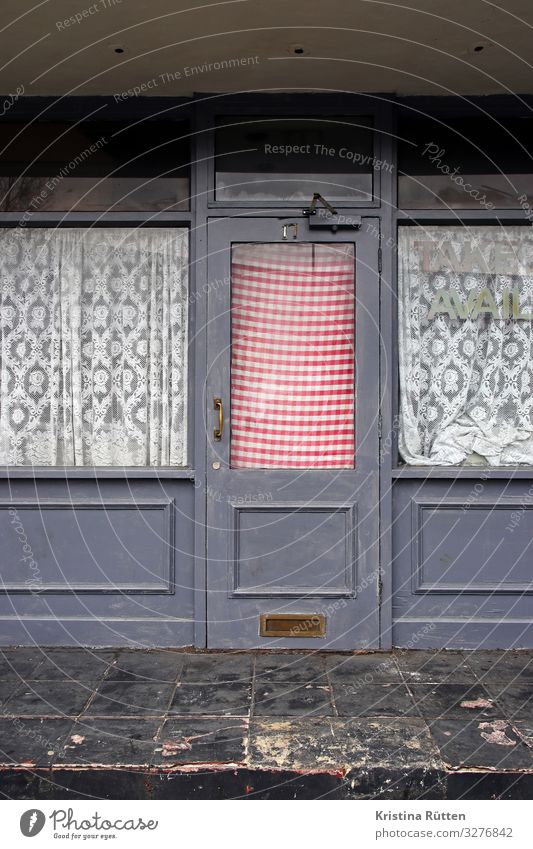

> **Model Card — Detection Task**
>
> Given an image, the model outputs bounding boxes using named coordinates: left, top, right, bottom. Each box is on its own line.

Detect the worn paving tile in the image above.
left=483, top=681, right=533, bottom=721
left=85, top=682, right=175, bottom=717
left=3, top=681, right=95, bottom=717
left=180, top=653, right=254, bottom=684
left=446, top=771, right=533, bottom=800
left=153, top=717, right=248, bottom=765
left=333, top=681, right=418, bottom=717
left=465, top=651, right=533, bottom=683
left=429, top=718, right=533, bottom=770
left=408, top=683, right=498, bottom=720
left=0, top=648, right=48, bottom=681
left=0, top=718, right=74, bottom=767
left=513, top=720, right=533, bottom=749
left=254, top=682, right=333, bottom=716
left=168, top=683, right=251, bottom=717
left=254, top=653, right=328, bottom=684
left=0, top=678, right=24, bottom=707
left=248, top=716, right=439, bottom=770
left=327, top=653, right=402, bottom=684
left=33, top=649, right=117, bottom=683
left=106, top=650, right=184, bottom=684
left=346, top=717, right=442, bottom=768
left=395, top=651, right=473, bottom=683
left=57, top=719, right=160, bottom=766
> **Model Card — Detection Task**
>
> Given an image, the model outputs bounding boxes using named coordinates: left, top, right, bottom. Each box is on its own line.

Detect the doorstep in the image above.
left=0, top=648, right=532, bottom=799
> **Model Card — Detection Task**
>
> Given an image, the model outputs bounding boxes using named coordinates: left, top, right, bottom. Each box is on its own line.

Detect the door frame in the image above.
left=204, top=215, right=383, bottom=649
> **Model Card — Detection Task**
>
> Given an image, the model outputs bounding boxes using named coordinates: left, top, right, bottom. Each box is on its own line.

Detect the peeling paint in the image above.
left=479, top=720, right=516, bottom=747
left=460, top=698, right=492, bottom=709
left=161, top=739, right=193, bottom=756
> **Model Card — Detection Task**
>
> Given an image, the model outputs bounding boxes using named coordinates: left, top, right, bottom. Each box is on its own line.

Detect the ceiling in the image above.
left=1, top=0, right=533, bottom=98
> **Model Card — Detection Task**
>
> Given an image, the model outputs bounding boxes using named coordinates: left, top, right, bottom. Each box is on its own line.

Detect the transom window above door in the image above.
left=0, top=227, right=189, bottom=466
left=215, top=116, right=376, bottom=203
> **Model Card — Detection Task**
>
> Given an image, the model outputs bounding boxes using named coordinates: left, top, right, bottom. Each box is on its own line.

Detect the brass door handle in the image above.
left=213, top=397, right=223, bottom=440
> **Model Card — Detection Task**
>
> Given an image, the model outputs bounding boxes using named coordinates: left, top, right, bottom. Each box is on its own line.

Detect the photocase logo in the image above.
left=20, top=809, right=46, bottom=837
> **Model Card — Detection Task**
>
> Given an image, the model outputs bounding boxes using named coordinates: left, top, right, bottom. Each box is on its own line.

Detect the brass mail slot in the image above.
left=259, top=613, right=326, bottom=638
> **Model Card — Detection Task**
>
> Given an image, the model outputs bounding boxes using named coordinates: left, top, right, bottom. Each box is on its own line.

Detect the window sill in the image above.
left=392, top=466, right=533, bottom=479
left=0, top=467, right=195, bottom=479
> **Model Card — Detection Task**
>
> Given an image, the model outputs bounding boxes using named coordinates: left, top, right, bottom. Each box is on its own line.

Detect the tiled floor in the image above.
left=0, top=648, right=532, bottom=798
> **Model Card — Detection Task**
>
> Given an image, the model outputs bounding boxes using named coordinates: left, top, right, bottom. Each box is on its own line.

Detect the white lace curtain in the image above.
left=0, top=227, right=188, bottom=466
left=399, top=226, right=533, bottom=466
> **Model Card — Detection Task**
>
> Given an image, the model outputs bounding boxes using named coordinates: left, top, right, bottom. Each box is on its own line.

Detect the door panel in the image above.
left=206, top=217, right=380, bottom=649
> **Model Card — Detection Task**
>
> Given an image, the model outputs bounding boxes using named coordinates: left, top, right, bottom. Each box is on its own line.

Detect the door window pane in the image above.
left=216, top=117, right=374, bottom=203
left=230, top=242, right=355, bottom=469
left=0, top=227, right=188, bottom=466
left=399, top=226, right=533, bottom=465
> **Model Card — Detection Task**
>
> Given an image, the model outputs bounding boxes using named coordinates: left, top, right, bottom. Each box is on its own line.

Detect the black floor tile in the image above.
left=333, top=681, right=417, bottom=717
left=57, top=719, right=161, bottom=766
left=446, top=771, right=533, bottom=800
left=85, top=682, right=175, bottom=717
left=106, top=649, right=184, bottom=684
left=345, top=767, right=445, bottom=799
left=513, top=720, right=533, bottom=748
left=465, top=650, right=533, bottom=683
left=326, top=653, right=402, bottom=683
left=180, top=653, right=254, bottom=684
left=33, top=649, right=117, bottom=683
left=0, top=678, right=24, bottom=707
left=254, top=682, right=333, bottom=716
left=483, top=681, right=533, bottom=721
left=0, top=718, right=74, bottom=767
left=3, top=681, right=94, bottom=717
left=168, top=683, right=251, bottom=716
left=408, top=683, right=498, bottom=720
left=395, top=651, right=473, bottom=683
left=0, top=648, right=48, bottom=681
left=429, top=718, right=533, bottom=770
left=154, top=717, right=248, bottom=765
left=254, top=653, right=328, bottom=684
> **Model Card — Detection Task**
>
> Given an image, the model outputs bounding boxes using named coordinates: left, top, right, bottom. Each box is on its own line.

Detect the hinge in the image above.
left=378, top=244, right=383, bottom=274
left=378, top=413, right=382, bottom=439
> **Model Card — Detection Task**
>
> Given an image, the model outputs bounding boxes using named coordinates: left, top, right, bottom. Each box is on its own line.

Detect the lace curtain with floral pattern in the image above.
left=0, top=227, right=188, bottom=465
left=399, top=226, right=533, bottom=465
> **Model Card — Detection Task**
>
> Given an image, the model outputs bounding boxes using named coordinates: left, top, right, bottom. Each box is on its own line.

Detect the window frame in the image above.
left=0, top=101, right=196, bottom=477
left=390, top=97, right=533, bottom=477
left=196, top=94, right=387, bottom=211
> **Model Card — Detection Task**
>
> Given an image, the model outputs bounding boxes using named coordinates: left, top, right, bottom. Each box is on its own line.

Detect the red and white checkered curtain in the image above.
left=230, top=242, right=355, bottom=469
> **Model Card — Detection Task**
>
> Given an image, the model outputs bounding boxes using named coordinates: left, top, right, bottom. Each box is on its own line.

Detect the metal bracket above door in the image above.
left=302, top=192, right=362, bottom=232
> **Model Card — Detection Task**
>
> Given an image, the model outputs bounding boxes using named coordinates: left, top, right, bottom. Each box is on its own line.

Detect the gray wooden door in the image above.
left=206, top=217, right=381, bottom=649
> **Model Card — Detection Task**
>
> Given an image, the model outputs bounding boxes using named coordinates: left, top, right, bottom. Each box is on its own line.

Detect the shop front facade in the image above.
left=1, top=93, right=533, bottom=650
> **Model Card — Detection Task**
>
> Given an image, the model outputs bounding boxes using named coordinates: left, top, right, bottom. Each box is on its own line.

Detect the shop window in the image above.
left=0, top=121, right=190, bottom=212
left=398, top=225, right=533, bottom=465
left=398, top=114, right=533, bottom=209
left=215, top=116, right=375, bottom=203
left=0, top=227, right=188, bottom=466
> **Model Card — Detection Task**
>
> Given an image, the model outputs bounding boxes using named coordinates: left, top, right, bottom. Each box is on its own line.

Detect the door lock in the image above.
left=282, top=223, right=298, bottom=240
